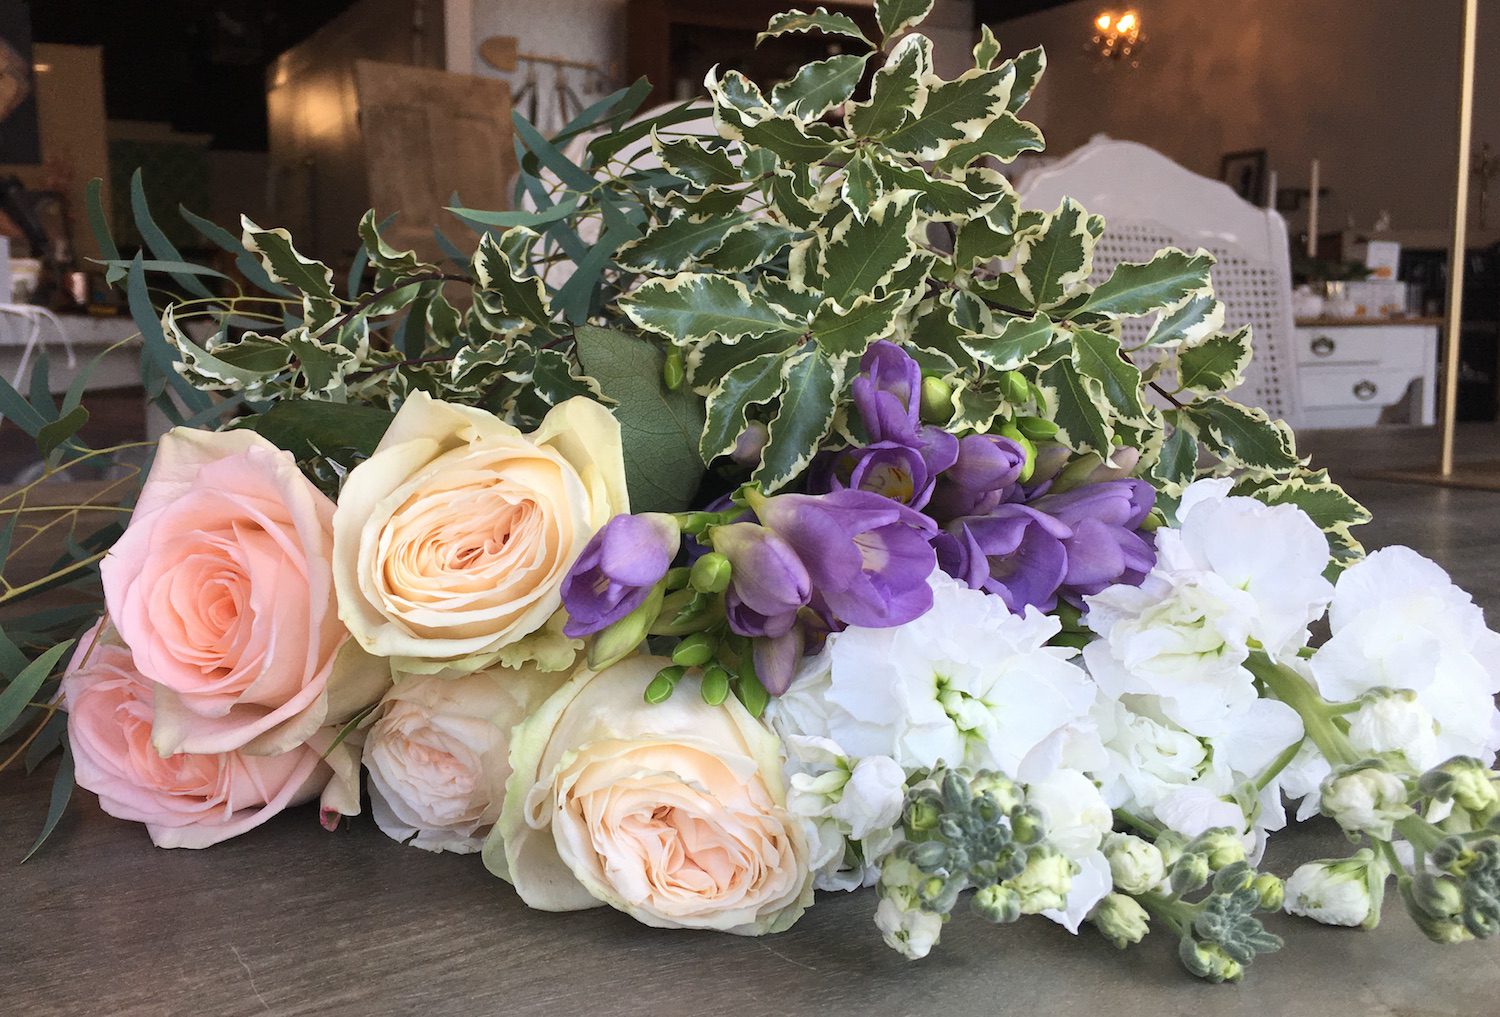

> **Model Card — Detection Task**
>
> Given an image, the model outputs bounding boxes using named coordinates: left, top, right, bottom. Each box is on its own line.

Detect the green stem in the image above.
left=1114, top=808, right=1163, bottom=840
left=1138, top=891, right=1195, bottom=938
left=1245, top=652, right=1358, bottom=768
left=1255, top=736, right=1306, bottom=792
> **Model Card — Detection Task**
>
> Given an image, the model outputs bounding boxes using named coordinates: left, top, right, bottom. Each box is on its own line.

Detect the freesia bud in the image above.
left=919, top=376, right=954, bottom=425
left=586, top=583, right=666, bottom=670
left=731, top=420, right=770, bottom=466
left=689, top=552, right=733, bottom=594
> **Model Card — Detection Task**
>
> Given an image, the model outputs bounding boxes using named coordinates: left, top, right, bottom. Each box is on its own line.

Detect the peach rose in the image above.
left=62, top=621, right=362, bottom=849
left=100, top=427, right=388, bottom=757
left=485, top=657, right=814, bottom=935
left=363, top=664, right=569, bottom=853
left=332, top=393, right=628, bottom=673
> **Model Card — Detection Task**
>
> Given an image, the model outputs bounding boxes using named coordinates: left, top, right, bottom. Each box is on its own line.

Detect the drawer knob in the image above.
left=1310, top=335, right=1336, bottom=357
left=1353, top=380, right=1378, bottom=401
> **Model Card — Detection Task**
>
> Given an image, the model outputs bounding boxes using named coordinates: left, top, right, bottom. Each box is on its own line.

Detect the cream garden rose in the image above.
left=100, top=427, right=388, bottom=757
left=333, top=392, right=628, bottom=671
left=485, top=656, right=814, bottom=935
left=62, top=621, right=362, bottom=849
left=363, top=664, right=570, bottom=853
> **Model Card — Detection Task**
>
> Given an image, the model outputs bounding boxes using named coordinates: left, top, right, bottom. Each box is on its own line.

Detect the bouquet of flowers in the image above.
left=3, top=0, right=1498, bottom=983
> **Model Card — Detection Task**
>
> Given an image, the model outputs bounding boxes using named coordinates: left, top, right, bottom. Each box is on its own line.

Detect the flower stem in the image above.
left=1244, top=652, right=1358, bottom=768
left=1138, top=890, right=1194, bottom=938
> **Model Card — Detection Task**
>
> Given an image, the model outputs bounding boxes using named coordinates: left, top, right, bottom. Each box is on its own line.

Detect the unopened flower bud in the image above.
left=1170, top=853, right=1211, bottom=895
left=1178, top=939, right=1244, bottom=984
left=1322, top=764, right=1412, bottom=840
left=731, top=421, right=769, bottom=467
left=997, top=371, right=1031, bottom=408
left=970, top=771, right=1024, bottom=813
left=586, top=584, right=665, bottom=670
left=972, top=884, right=1022, bottom=925
left=1421, top=757, right=1500, bottom=814
left=1009, top=806, right=1044, bottom=845
left=1011, top=850, right=1074, bottom=914
left=1017, top=415, right=1059, bottom=442
left=688, top=551, right=732, bottom=594
left=1104, top=833, right=1166, bottom=895
left=644, top=665, right=686, bottom=704
left=662, top=347, right=686, bottom=390
left=875, top=897, right=944, bottom=960
left=919, top=376, right=954, bottom=425
left=907, top=796, right=942, bottom=835
left=672, top=631, right=717, bottom=668
left=1253, top=873, right=1285, bottom=911
left=995, top=422, right=1037, bottom=483
left=1284, top=851, right=1385, bottom=929
left=1411, top=872, right=1464, bottom=920
left=1195, top=829, right=1247, bottom=871
left=1091, top=892, right=1150, bottom=948
left=699, top=664, right=731, bottom=705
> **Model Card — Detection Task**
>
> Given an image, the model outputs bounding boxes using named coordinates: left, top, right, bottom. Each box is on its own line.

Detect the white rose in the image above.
left=334, top=393, right=628, bottom=673
left=487, top=656, right=813, bottom=935
left=362, top=665, right=568, bottom=853
left=771, top=572, right=1098, bottom=781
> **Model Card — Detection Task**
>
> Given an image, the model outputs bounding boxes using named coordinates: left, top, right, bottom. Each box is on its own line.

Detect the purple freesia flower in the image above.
left=927, top=433, right=1028, bottom=521
left=1032, top=478, right=1156, bottom=600
left=561, top=513, right=680, bottom=637
left=713, top=522, right=812, bottom=638
left=817, top=442, right=937, bottom=509
left=934, top=504, right=1071, bottom=612
left=753, top=488, right=938, bottom=629
left=852, top=341, right=922, bottom=443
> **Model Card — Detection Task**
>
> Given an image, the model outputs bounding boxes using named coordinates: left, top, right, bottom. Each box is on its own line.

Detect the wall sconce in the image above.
left=1090, top=10, right=1144, bottom=64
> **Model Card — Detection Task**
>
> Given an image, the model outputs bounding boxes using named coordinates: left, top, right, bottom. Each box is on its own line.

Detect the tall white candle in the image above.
left=1307, top=158, right=1321, bottom=257
left=1266, top=169, right=1278, bottom=210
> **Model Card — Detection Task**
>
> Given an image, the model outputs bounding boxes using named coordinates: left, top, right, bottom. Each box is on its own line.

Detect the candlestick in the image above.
left=1266, top=169, right=1277, bottom=210
left=1307, top=158, right=1320, bottom=257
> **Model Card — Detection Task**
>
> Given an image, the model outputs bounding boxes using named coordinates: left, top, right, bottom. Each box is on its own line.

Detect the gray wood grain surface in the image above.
left=6, top=426, right=1500, bottom=1017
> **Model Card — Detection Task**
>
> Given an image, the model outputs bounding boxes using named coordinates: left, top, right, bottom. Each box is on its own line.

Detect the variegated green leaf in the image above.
left=755, top=349, right=840, bottom=491
left=1071, top=327, right=1149, bottom=422
left=869, top=160, right=1003, bottom=221
left=950, top=377, right=1006, bottom=432
left=816, top=191, right=922, bottom=303
left=1006, top=46, right=1047, bottom=113
left=810, top=291, right=907, bottom=361
left=701, top=221, right=802, bottom=273
left=770, top=53, right=870, bottom=119
left=621, top=273, right=799, bottom=344
left=960, top=312, right=1056, bottom=371
left=1143, top=293, right=1227, bottom=348
left=841, top=151, right=886, bottom=221
left=1176, top=325, right=1252, bottom=393
left=472, top=231, right=551, bottom=326
left=701, top=351, right=787, bottom=461
left=973, top=24, right=1002, bottom=69
left=953, top=202, right=1027, bottom=269
left=758, top=7, right=873, bottom=47
left=1153, top=409, right=1200, bottom=489
left=1036, top=356, right=1113, bottom=455
left=738, top=115, right=845, bottom=164
left=1186, top=397, right=1302, bottom=472
left=1014, top=198, right=1097, bottom=309
left=1076, top=247, right=1215, bottom=318
left=937, top=111, right=1045, bottom=170
left=875, top=0, right=935, bottom=41
left=847, top=32, right=930, bottom=137
left=687, top=330, right=802, bottom=391
left=242, top=216, right=338, bottom=302
left=356, top=210, right=434, bottom=279
left=654, top=136, right=742, bottom=188
left=880, top=66, right=1014, bottom=161
left=529, top=346, right=605, bottom=406
left=1233, top=468, right=1370, bottom=559
left=617, top=211, right=751, bottom=273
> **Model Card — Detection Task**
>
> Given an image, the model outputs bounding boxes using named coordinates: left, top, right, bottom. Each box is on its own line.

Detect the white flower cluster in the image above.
left=769, top=570, right=1114, bottom=932
left=1081, top=480, right=1327, bottom=856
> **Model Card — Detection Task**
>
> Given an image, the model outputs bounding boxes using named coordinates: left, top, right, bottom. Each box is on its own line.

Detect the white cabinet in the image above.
left=1292, top=319, right=1439, bottom=429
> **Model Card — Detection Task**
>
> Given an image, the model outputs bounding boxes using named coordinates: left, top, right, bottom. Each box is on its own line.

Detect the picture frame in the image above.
left=1220, top=148, right=1267, bottom=205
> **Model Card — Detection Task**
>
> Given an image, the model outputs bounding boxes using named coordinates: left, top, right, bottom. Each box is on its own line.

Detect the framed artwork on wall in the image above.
left=1220, top=149, right=1266, bottom=205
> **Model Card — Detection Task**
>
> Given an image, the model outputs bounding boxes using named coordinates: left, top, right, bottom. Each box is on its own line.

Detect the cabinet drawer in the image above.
left=1293, top=327, right=1381, bottom=365
left=1298, top=366, right=1410, bottom=409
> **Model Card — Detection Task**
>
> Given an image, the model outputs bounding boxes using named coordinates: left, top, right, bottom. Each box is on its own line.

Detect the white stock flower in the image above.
left=876, top=897, right=943, bottom=960
left=1310, top=546, right=1500, bottom=767
left=781, top=735, right=904, bottom=891
left=1027, top=769, right=1114, bottom=934
left=770, top=571, right=1098, bottom=781
left=1347, top=690, right=1439, bottom=768
left=1284, top=853, right=1385, bottom=927
left=1320, top=766, right=1411, bottom=840
left=1103, top=832, right=1166, bottom=895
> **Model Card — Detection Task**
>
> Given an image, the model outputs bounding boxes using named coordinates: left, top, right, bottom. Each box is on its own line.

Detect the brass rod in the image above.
left=1439, top=0, right=1478, bottom=475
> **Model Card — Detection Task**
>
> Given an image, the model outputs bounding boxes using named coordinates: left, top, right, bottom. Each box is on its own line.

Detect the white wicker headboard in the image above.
left=1017, top=136, right=1302, bottom=427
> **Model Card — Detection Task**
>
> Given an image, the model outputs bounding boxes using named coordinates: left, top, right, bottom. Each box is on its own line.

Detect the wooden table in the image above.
left=5, top=427, right=1500, bottom=1016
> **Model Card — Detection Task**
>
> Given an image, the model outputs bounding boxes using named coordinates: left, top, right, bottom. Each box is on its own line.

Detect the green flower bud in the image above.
left=700, top=664, right=731, bottom=705
left=1050, top=452, right=1104, bottom=494
left=672, top=631, right=717, bottom=668
left=689, top=552, right=732, bottom=594
left=587, top=584, right=665, bottom=671
left=909, top=840, right=950, bottom=871
left=907, top=795, right=942, bottom=835
left=664, top=566, right=692, bottom=590
left=662, top=348, right=686, bottom=390
left=649, top=589, right=719, bottom=637
left=1253, top=873, right=1285, bottom=911
left=1154, top=830, right=1188, bottom=870
left=972, top=884, right=1023, bottom=925
left=1017, top=415, right=1059, bottom=442
left=1010, top=850, right=1074, bottom=914
left=998, top=371, right=1031, bottom=407
left=1009, top=806, right=1044, bottom=845
left=1104, top=832, right=1166, bottom=895
left=919, top=376, right=955, bottom=425
left=1170, top=853, right=1212, bottom=895
left=1091, top=892, right=1150, bottom=948
left=735, top=671, right=770, bottom=718
left=970, top=771, right=1023, bottom=813
left=1178, top=939, right=1244, bottom=984
left=1195, top=828, right=1248, bottom=871
left=643, top=665, right=686, bottom=704
left=1422, top=757, right=1500, bottom=814
left=1412, top=872, right=1465, bottom=919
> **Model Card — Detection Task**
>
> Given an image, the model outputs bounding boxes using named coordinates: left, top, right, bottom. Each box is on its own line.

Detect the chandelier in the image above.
left=1090, top=10, right=1144, bottom=64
